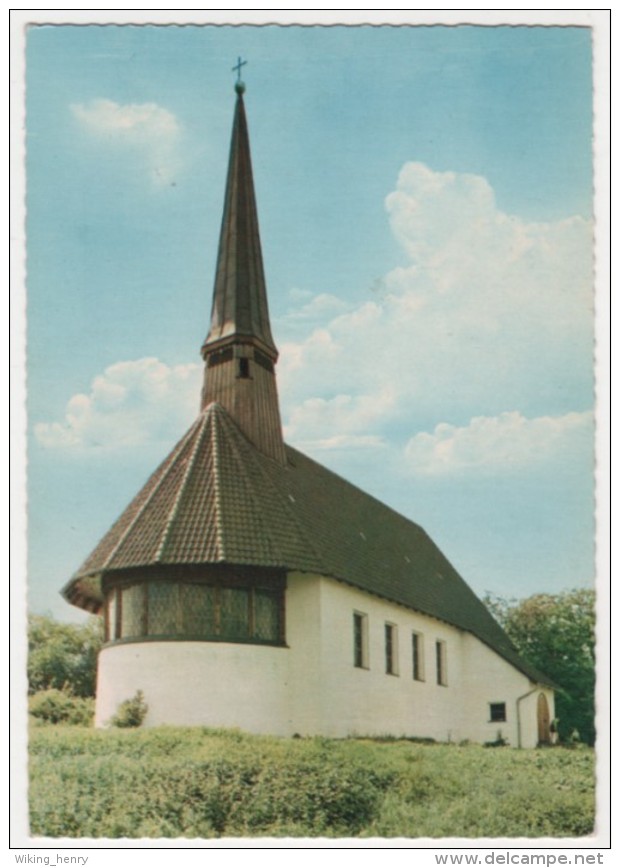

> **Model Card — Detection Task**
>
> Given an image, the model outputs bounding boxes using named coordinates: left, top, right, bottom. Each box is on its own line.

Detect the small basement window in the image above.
left=489, top=702, right=507, bottom=722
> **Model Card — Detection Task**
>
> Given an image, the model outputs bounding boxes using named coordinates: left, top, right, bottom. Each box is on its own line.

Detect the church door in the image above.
left=537, top=692, right=551, bottom=745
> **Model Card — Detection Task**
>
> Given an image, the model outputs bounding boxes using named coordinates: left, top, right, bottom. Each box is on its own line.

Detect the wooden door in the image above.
left=537, top=692, right=551, bottom=744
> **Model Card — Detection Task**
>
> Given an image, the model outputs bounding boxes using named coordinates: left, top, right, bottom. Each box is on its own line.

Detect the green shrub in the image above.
left=28, top=728, right=595, bottom=839
left=483, top=730, right=509, bottom=748
left=28, top=614, right=102, bottom=698
left=29, top=688, right=94, bottom=726
left=110, top=690, right=148, bottom=728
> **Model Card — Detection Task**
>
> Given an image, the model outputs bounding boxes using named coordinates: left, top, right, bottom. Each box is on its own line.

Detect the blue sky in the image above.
left=24, top=24, right=595, bottom=620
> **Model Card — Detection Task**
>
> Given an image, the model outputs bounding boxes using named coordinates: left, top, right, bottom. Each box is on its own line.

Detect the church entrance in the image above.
left=537, top=692, right=551, bottom=744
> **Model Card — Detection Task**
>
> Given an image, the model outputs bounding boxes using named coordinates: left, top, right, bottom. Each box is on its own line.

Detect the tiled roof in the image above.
left=63, top=403, right=551, bottom=686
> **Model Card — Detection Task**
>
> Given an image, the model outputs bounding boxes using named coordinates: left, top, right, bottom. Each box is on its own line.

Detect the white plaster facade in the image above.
left=96, top=572, right=552, bottom=747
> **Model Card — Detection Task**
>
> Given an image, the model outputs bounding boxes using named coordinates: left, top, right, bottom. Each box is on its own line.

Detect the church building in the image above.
left=62, top=77, right=554, bottom=748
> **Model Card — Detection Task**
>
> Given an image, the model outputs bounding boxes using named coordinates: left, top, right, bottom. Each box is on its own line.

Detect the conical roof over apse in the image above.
left=63, top=403, right=551, bottom=687
left=62, top=80, right=553, bottom=690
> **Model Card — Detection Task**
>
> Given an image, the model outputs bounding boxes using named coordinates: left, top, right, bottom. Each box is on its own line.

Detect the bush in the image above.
left=29, top=688, right=94, bottom=726
left=484, top=730, right=509, bottom=748
left=28, top=728, right=595, bottom=838
left=28, top=614, right=102, bottom=698
left=110, top=691, right=148, bottom=728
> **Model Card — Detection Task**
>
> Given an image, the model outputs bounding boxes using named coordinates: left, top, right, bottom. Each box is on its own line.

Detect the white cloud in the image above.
left=290, top=433, right=386, bottom=452
left=37, top=162, right=594, bottom=472
left=35, top=358, right=201, bottom=450
left=278, top=292, right=349, bottom=323
left=278, top=161, right=593, bottom=436
left=284, top=390, right=395, bottom=451
left=71, top=99, right=179, bottom=137
left=403, top=410, right=593, bottom=476
left=71, top=99, right=182, bottom=185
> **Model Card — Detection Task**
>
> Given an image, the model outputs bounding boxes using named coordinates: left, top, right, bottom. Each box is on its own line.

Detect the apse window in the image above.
left=385, top=622, right=399, bottom=675
left=436, top=640, right=448, bottom=686
left=412, top=631, right=425, bottom=681
left=353, top=611, right=369, bottom=669
left=104, top=589, right=119, bottom=642
left=489, top=702, right=507, bottom=722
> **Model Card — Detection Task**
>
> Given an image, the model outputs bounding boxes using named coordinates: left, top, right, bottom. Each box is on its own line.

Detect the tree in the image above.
left=484, top=589, right=596, bottom=745
left=28, top=614, right=103, bottom=698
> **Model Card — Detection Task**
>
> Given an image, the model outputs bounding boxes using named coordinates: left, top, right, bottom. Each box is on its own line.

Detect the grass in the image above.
left=28, top=725, right=595, bottom=839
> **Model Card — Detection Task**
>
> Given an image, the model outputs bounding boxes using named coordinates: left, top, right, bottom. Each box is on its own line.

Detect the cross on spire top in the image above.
left=232, top=56, right=247, bottom=93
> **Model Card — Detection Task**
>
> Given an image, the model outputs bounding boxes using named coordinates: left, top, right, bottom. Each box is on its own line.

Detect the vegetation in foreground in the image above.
left=29, top=725, right=595, bottom=840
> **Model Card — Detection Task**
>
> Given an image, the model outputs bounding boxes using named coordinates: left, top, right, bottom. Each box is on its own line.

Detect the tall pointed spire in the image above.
left=200, top=77, right=286, bottom=465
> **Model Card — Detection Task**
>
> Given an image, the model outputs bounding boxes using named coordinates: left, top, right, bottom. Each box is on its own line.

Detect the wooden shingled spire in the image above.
left=200, top=77, right=286, bottom=464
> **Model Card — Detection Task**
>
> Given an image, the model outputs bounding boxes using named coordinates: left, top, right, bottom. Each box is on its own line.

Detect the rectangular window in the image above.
left=105, top=590, right=117, bottom=641
left=436, top=640, right=447, bottom=686
left=353, top=612, right=369, bottom=668
left=412, top=631, right=425, bottom=681
left=385, top=623, right=399, bottom=675
left=489, top=702, right=507, bottom=722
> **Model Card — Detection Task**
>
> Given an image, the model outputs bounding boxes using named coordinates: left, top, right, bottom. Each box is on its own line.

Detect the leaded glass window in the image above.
left=148, top=582, right=178, bottom=636
left=181, top=583, right=217, bottom=636
left=120, top=585, right=145, bottom=638
left=253, top=590, right=280, bottom=642
left=104, top=578, right=284, bottom=645
left=106, top=591, right=117, bottom=641
left=220, top=588, right=250, bottom=639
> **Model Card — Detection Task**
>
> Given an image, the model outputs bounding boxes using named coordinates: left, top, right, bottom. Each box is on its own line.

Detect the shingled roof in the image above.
left=202, top=85, right=277, bottom=358
left=63, top=402, right=552, bottom=687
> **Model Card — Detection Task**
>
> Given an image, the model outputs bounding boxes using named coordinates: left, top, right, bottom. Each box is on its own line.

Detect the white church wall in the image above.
left=318, top=576, right=466, bottom=740
left=94, top=572, right=553, bottom=744
left=95, top=640, right=290, bottom=733
left=285, top=574, right=551, bottom=745
left=457, top=632, right=554, bottom=747
left=285, top=573, right=323, bottom=734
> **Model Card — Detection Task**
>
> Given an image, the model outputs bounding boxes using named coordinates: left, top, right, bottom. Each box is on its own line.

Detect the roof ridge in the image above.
left=211, top=406, right=265, bottom=560
left=208, top=405, right=226, bottom=561
left=99, top=417, right=202, bottom=571
left=154, top=411, right=211, bottom=563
